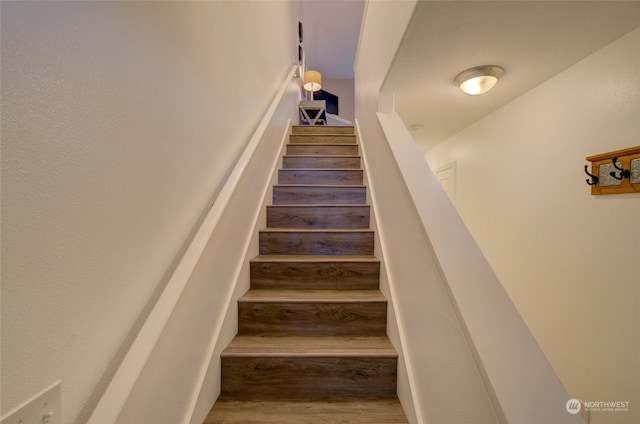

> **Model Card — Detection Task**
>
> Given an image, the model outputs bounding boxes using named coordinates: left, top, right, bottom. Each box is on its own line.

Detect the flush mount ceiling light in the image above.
left=454, top=65, right=504, bottom=95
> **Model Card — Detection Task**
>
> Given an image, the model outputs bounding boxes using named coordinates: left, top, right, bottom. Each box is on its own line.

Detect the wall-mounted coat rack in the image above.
left=585, top=146, right=640, bottom=195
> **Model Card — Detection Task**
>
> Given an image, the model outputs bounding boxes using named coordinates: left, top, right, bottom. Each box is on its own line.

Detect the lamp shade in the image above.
left=303, top=70, right=322, bottom=92
left=454, top=65, right=504, bottom=95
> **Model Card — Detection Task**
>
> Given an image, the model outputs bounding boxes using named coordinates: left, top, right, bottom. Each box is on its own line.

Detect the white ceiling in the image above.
left=301, top=0, right=365, bottom=79
left=302, top=0, right=639, bottom=152
left=384, top=1, right=640, bottom=152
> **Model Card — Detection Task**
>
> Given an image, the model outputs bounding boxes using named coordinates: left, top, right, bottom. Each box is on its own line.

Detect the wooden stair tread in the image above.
left=290, top=134, right=357, bottom=143
left=282, top=154, right=362, bottom=169
left=284, top=155, right=360, bottom=158
left=252, top=254, right=378, bottom=262
left=272, top=185, right=367, bottom=205
left=287, top=143, right=357, bottom=147
left=267, top=204, right=370, bottom=229
left=206, top=395, right=406, bottom=424
left=260, top=228, right=373, bottom=233
left=274, top=184, right=366, bottom=188
left=249, top=255, right=380, bottom=290
left=266, top=204, right=369, bottom=208
left=292, top=125, right=354, bottom=130
left=279, top=169, right=363, bottom=185
left=222, top=335, right=396, bottom=357
left=259, top=229, right=374, bottom=255
left=290, top=134, right=356, bottom=138
left=283, top=156, right=361, bottom=170
left=239, top=289, right=386, bottom=303
left=280, top=168, right=362, bottom=171
left=292, top=125, right=354, bottom=132
left=287, top=144, right=359, bottom=156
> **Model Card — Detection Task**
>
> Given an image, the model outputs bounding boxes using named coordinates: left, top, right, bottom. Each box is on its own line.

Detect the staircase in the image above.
left=205, top=125, right=408, bottom=423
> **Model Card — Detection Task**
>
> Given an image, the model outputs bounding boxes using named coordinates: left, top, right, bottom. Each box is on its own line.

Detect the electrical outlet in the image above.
left=0, top=380, right=61, bottom=424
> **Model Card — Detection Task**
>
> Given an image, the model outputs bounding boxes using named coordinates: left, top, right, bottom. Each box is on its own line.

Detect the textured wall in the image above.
left=427, top=28, right=640, bottom=424
left=0, top=1, right=298, bottom=422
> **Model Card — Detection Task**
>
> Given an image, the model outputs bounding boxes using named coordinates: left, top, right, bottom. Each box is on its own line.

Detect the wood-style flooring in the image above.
left=205, top=125, right=408, bottom=423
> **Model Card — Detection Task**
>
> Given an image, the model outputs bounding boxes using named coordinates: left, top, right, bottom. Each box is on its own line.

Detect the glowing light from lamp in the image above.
left=303, top=70, right=322, bottom=100
left=454, top=65, right=504, bottom=95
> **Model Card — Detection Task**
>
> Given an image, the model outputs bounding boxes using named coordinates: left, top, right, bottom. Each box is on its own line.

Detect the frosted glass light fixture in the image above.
left=303, top=70, right=322, bottom=100
left=454, top=65, right=504, bottom=95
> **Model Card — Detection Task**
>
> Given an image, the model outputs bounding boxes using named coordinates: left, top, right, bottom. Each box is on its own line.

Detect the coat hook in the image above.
left=584, top=165, right=598, bottom=186
left=609, top=156, right=630, bottom=180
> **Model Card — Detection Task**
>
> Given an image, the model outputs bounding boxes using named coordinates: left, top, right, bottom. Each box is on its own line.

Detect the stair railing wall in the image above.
left=357, top=117, right=500, bottom=424
left=357, top=124, right=420, bottom=424
left=88, top=65, right=300, bottom=424
left=368, top=111, right=584, bottom=424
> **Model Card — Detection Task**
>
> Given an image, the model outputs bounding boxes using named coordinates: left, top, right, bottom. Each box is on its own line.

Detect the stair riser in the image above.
left=221, top=356, right=397, bottom=397
left=287, top=144, right=358, bottom=156
left=250, top=260, right=380, bottom=290
left=283, top=156, right=361, bottom=169
left=207, top=397, right=408, bottom=423
left=279, top=170, right=363, bottom=185
left=259, top=231, right=374, bottom=255
left=273, top=186, right=366, bottom=205
left=267, top=206, right=370, bottom=229
left=292, top=125, right=354, bottom=135
left=238, top=302, right=387, bottom=336
left=289, top=134, right=357, bottom=144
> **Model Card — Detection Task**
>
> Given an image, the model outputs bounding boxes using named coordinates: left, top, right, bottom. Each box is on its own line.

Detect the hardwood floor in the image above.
left=205, top=125, right=408, bottom=423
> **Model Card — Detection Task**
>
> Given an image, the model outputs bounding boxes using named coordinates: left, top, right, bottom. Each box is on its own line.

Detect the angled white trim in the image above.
left=87, top=65, right=299, bottom=424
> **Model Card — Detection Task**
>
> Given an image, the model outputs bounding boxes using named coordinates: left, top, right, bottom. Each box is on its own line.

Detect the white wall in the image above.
left=354, top=2, right=419, bottom=421
left=115, top=75, right=299, bottom=424
left=323, top=78, right=355, bottom=122
left=355, top=2, right=501, bottom=423
left=0, top=1, right=300, bottom=423
left=427, top=28, right=640, bottom=424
